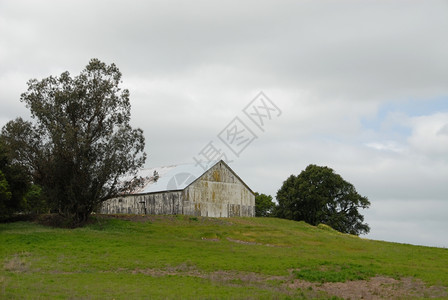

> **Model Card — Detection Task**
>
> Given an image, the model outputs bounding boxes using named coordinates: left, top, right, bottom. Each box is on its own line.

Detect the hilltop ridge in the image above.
left=1, top=215, right=447, bottom=299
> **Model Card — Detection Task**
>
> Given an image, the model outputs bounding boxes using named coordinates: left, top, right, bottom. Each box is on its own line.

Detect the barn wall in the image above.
left=100, top=161, right=255, bottom=217
left=99, top=191, right=183, bottom=215
left=182, top=162, right=255, bottom=217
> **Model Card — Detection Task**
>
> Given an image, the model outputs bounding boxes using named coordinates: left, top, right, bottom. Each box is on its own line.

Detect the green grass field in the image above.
left=1, top=215, right=447, bottom=299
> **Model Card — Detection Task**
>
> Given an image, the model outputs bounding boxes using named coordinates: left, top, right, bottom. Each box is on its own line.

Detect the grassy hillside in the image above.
left=1, top=215, right=447, bottom=299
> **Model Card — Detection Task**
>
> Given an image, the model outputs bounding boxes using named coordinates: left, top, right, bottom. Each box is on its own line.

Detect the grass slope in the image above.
left=1, top=215, right=447, bottom=299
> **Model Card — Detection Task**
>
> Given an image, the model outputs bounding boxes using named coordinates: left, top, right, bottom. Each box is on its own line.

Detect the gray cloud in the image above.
left=1, top=0, right=447, bottom=247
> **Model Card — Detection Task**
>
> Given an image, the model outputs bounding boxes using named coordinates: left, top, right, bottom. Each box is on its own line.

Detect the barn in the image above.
left=99, top=160, right=255, bottom=217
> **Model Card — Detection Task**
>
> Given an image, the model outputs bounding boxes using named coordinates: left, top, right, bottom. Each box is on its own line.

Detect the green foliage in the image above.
left=22, top=185, right=48, bottom=215
left=255, top=192, right=276, bottom=217
left=1, top=217, right=447, bottom=299
left=0, top=138, right=33, bottom=219
left=0, top=170, right=12, bottom=219
left=276, top=164, right=370, bottom=235
left=1, top=59, right=146, bottom=226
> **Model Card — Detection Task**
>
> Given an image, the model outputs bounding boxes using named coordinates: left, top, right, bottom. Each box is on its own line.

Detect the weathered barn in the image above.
left=100, top=160, right=255, bottom=217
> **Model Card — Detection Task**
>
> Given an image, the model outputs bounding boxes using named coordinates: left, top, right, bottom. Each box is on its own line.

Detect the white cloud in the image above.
left=438, top=124, right=448, bottom=136
left=0, top=72, right=31, bottom=126
left=408, top=113, right=448, bottom=160
left=365, top=141, right=406, bottom=153
left=364, top=199, right=448, bottom=247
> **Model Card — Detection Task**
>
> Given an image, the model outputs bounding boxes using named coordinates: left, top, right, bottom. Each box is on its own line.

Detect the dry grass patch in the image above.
left=3, top=252, right=31, bottom=273
left=111, top=263, right=447, bottom=299
left=288, top=275, right=447, bottom=299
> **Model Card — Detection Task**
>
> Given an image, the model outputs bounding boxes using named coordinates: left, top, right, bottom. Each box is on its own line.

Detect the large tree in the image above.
left=275, top=164, right=370, bottom=235
left=1, top=59, right=146, bottom=226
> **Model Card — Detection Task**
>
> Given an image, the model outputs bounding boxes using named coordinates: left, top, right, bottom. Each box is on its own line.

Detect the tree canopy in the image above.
left=1, top=59, right=146, bottom=226
left=275, top=164, right=370, bottom=235
left=0, top=137, right=32, bottom=220
left=255, top=192, right=275, bottom=217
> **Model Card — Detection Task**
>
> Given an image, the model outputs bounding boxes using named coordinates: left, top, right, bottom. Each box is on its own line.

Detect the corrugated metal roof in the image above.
left=129, top=161, right=220, bottom=194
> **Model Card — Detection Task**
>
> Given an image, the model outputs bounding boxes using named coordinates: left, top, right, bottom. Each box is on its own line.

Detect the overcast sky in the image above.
left=1, top=0, right=447, bottom=247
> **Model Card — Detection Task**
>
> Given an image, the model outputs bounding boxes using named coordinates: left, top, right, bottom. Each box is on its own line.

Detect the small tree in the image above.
left=0, top=170, right=12, bottom=219
left=276, top=164, right=370, bottom=235
left=22, top=184, right=48, bottom=215
left=0, top=138, right=31, bottom=219
left=255, top=192, right=275, bottom=217
left=1, top=59, right=146, bottom=226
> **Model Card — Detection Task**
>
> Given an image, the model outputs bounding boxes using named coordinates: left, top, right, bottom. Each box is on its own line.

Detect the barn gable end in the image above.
left=99, top=160, right=255, bottom=217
